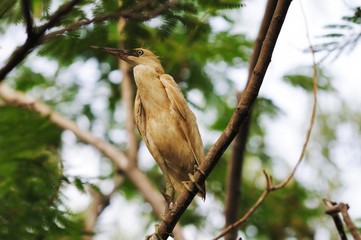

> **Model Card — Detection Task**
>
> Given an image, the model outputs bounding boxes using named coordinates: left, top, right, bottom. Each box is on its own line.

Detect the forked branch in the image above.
left=323, top=199, right=361, bottom=240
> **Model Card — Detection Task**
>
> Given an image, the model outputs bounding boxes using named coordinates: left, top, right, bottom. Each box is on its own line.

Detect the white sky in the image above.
left=1, top=0, right=361, bottom=239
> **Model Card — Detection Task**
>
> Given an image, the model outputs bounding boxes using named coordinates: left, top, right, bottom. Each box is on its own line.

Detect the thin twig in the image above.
left=37, top=0, right=82, bottom=35
left=0, top=0, right=178, bottom=82
left=41, top=0, right=179, bottom=43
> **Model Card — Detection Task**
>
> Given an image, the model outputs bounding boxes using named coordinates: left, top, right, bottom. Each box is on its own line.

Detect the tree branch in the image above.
left=224, top=1, right=277, bottom=239
left=0, top=83, right=184, bottom=239
left=21, top=0, right=34, bottom=37
left=153, top=0, right=294, bottom=239
left=0, top=0, right=82, bottom=82
left=118, top=16, right=139, bottom=168
left=83, top=174, right=125, bottom=239
left=224, top=92, right=249, bottom=240
left=0, top=0, right=178, bottom=82
left=215, top=2, right=319, bottom=238
left=323, top=199, right=361, bottom=240
left=41, top=0, right=179, bottom=43
left=323, top=199, right=348, bottom=240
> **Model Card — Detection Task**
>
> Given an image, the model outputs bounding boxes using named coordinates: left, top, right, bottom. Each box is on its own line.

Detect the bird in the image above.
left=91, top=46, right=206, bottom=203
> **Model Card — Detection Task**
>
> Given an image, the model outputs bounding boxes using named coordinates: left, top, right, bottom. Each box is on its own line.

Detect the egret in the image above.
left=91, top=46, right=206, bottom=204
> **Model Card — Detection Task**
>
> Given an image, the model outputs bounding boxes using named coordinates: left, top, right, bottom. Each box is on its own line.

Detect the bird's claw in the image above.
left=145, top=224, right=174, bottom=240
left=194, top=165, right=206, bottom=176
left=182, top=173, right=205, bottom=197
left=161, top=192, right=173, bottom=207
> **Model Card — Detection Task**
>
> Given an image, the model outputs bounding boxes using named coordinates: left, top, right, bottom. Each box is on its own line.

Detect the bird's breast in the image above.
left=133, top=65, right=170, bottom=113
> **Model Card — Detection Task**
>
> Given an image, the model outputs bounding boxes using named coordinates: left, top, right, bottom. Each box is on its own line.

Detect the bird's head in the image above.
left=91, top=46, right=164, bottom=73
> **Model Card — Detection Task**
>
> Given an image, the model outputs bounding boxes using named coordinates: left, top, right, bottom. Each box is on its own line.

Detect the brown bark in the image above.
left=224, top=1, right=278, bottom=239
left=155, top=0, right=294, bottom=239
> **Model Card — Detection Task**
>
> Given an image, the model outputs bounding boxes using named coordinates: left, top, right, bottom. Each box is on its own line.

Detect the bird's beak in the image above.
left=91, top=46, right=128, bottom=59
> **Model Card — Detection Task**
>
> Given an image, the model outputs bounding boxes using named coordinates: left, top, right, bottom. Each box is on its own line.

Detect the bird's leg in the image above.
left=194, top=164, right=206, bottom=176
left=157, top=160, right=174, bottom=216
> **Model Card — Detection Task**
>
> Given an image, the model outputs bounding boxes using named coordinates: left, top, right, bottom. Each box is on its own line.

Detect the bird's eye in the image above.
left=137, top=50, right=144, bottom=56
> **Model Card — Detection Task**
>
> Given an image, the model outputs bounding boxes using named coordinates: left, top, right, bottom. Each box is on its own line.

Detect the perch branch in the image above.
left=152, top=0, right=294, bottom=239
left=215, top=2, right=318, bottom=238
left=224, top=1, right=278, bottom=239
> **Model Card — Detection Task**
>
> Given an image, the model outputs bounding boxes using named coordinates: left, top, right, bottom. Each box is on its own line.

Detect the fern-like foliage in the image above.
left=314, top=6, right=361, bottom=61
left=0, top=106, right=83, bottom=239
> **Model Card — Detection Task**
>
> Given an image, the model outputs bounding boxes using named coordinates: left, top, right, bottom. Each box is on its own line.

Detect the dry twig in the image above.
left=323, top=199, right=361, bottom=240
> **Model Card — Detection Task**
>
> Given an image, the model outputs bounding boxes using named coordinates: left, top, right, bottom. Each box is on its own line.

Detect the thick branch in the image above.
left=0, top=83, right=184, bottom=239
left=224, top=1, right=277, bottom=239
left=155, top=0, right=294, bottom=239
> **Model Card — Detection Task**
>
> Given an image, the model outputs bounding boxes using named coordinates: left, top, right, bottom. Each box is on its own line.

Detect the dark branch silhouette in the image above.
left=0, top=0, right=82, bottom=81
left=21, top=0, right=34, bottom=37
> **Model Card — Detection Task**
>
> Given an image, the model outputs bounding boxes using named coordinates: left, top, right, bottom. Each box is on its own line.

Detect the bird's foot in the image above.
left=161, top=192, right=173, bottom=207
left=145, top=224, right=174, bottom=240
left=145, top=224, right=161, bottom=240
left=182, top=173, right=205, bottom=197
left=194, top=165, right=206, bottom=176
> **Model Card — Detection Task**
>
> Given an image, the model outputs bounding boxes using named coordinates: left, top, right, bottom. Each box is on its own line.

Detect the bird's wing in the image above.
left=159, top=74, right=205, bottom=166
left=134, top=91, right=148, bottom=146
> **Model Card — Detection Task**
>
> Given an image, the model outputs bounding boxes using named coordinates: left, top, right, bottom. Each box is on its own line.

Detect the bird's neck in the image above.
left=133, top=65, right=169, bottom=112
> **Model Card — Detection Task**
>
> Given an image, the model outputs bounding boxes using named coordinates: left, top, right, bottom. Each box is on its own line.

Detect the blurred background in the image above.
left=0, top=0, right=360, bottom=239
